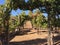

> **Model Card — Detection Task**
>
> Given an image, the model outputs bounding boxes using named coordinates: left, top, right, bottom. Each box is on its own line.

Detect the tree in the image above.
left=1, top=0, right=12, bottom=45
left=9, top=15, right=17, bottom=32
left=19, top=11, right=26, bottom=26
left=28, top=10, right=33, bottom=17
left=0, top=0, right=60, bottom=45
left=32, top=9, right=45, bottom=34
left=0, top=5, right=4, bottom=29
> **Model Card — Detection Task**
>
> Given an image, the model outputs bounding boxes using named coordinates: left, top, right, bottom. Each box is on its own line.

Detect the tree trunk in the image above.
left=4, top=20, right=9, bottom=45
left=47, top=14, right=53, bottom=45
left=47, top=28, right=53, bottom=45
left=3, top=8, right=10, bottom=45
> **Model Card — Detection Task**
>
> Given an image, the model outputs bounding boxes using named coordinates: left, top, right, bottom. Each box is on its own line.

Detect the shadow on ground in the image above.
left=8, top=31, right=60, bottom=45
left=9, top=35, right=60, bottom=45
left=53, top=35, right=60, bottom=42
left=9, top=38, right=47, bottom=45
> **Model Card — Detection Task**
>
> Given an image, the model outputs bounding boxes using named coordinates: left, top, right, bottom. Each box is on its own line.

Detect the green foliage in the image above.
left=0, top=5, right=4, bottom=32
left=19, top=11, right=26, bottom=26
left=0, top=0, right=60, bottom=32
left=28, top=10, right=33, bottom=17
left=31, top=9, right=47, bottom=28
left=0, top=0, right=59, bottom=45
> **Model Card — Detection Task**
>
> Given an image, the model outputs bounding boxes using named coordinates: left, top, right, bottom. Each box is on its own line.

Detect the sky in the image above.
left=0, top=0, right=48, bottom=17
left=0, top=0, right=5, bottom=5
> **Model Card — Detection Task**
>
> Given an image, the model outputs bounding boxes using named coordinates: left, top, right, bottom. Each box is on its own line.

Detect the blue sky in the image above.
left=25, top=0, right=29, bottom=2
left=10, top=9, right=48, bottom=17
left=0, top=0, right=48, bottom=17
left=10, top=9, right=29, bottom=16
left=0, top=0, right=5, bottom=5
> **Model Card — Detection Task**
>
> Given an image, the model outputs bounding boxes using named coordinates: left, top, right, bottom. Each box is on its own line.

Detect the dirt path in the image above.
left=9, top=21, right=60, bottom=45
left=10, top=30, right=58, bottom=42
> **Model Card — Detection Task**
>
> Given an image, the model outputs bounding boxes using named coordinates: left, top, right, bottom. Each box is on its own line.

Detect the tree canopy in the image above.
left=0, top=0, right=60, bottom=45
left=10, top=0, right=60, bottom=14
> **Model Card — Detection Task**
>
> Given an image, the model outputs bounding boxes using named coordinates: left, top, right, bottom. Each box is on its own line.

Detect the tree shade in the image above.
left=11, top=0, right=43, bottom=10
left=11, top=0, right=60, bottom=14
